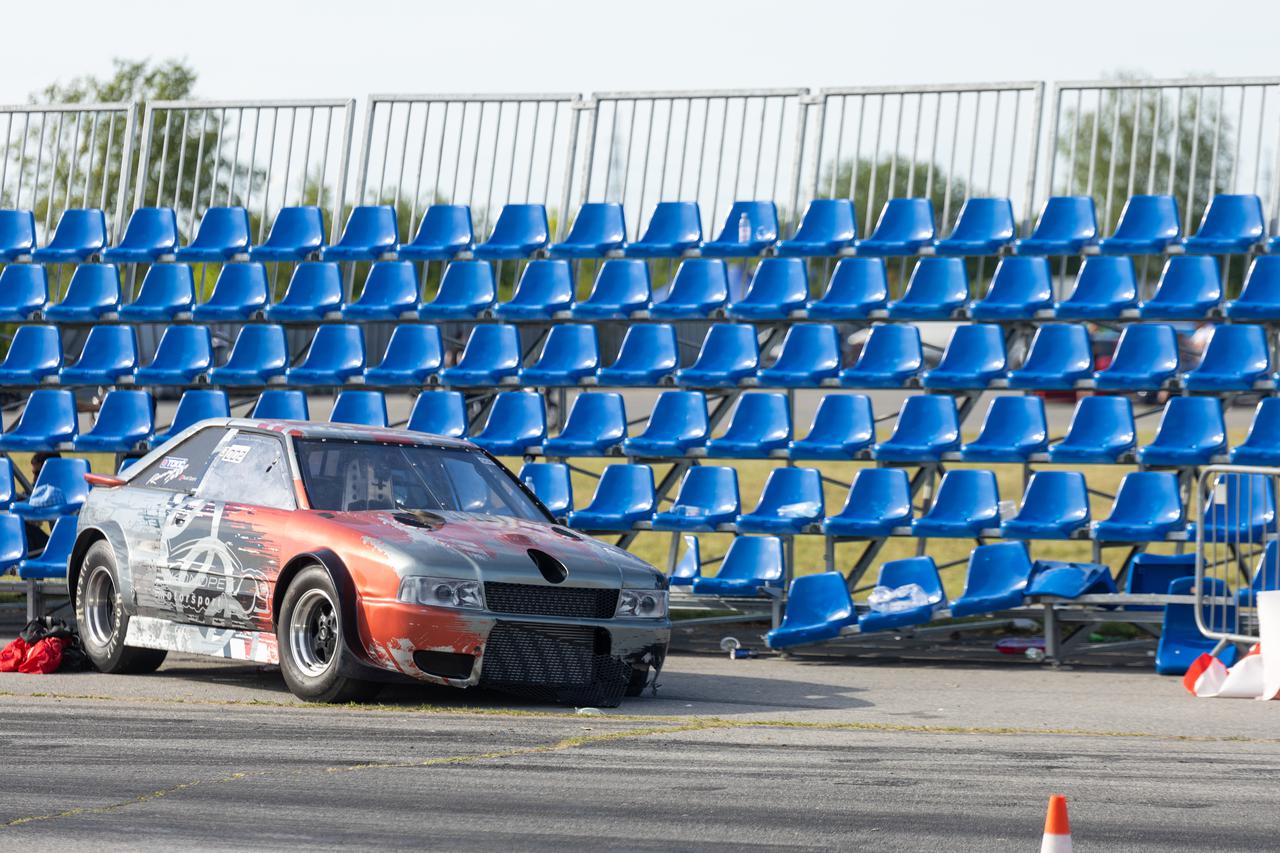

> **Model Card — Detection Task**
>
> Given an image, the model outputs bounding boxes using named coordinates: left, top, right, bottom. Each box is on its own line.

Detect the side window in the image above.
left=133, top=428, right=226, bottom=493
left=196, top=433, right=296, bottom=510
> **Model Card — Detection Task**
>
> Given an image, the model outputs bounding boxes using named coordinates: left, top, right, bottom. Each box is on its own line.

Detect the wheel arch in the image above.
left=68, top=527, right=110, bottom=609
left=273, top=549, right=370, bottom=667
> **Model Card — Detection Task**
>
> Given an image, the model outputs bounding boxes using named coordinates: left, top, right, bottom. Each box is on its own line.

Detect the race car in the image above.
left=70, top=419, right=670, bottom=706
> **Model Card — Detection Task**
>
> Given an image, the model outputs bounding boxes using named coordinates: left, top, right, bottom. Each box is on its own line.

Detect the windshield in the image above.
left=296, top=439, right=548, bottom=522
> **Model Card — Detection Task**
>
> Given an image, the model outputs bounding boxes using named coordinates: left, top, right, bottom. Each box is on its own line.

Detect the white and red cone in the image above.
left=1040, top=794, right=1072, bottom=853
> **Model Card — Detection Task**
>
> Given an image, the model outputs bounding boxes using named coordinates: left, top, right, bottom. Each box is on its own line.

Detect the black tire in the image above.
left=277, top=565, right=380, bottom=703
left=624, top=665, right=651, bottom=698
left=75, top=540, right=168, bottom=674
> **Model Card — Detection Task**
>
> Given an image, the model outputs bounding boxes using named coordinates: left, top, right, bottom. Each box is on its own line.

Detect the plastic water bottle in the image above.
left=737, top=212, right=751, bottom=243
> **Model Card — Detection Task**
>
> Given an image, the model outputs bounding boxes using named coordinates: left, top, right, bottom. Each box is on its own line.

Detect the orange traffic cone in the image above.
left=1040, top=794, right=1073, bottom=852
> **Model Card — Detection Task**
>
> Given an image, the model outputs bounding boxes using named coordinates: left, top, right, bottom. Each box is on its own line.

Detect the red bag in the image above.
left=17, top=636, right=65, bottom=674
left=0, top=637, right=28, bottom=672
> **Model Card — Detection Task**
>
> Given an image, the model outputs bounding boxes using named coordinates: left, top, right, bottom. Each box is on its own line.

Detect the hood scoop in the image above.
left=392, top=510, right=446, bottom=530
left=528, top=549, right=568, bottom=584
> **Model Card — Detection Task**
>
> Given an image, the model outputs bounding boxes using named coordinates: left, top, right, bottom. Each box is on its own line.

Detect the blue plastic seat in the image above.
left=1125, top=552, right=1196, bottom=611
left=134, top=325, right=212, bottom=385
left=470, top=392, right=546, bottom=455
left=119, top=263, right=195, bottom=322
left=494, top=260, right=574, bottom=320
left=1048, top=397, right=1136, bottom=463
left=776, top=199, right=857, bottom=257
left=44, top=264, right=121, bottom=322
left=622, top=390, right=708, bottom=457
left=329, top=390, right=388, bottom=428
left=1183, top=324, right=1271, bottom=391
left=286, top=325, right=366, bottom=386
left=252, top=389, right=310, bottom=421
left=0, top=389, right=77, bottom=450
left=912, top=469, right=1000, bottom=538
left=10, top=458, right=90, bottom=520
left=756, top=324, right=842, bottom=388
left=625, top=202, right=702, bottom=258
left=961, top=396, right=1048, bottom=462
left=571, top=259, right=651, bottom=319
left=417, top=259, right=497, bottom=319
left=324, top=205, right=398, bottom=261
left=17, top=515, right=78, bottom=580
left=886, top=258, right=968, bottom=319
left=208, top=325, right=289, bottom=386
left=651, top=466, right=740, bottom=532
left=175, top=206, right=251, bottom=261
left=75, top=389, right=154, bottom=452
left=407, top=391, right=467, bottom=438
left=1138, top=256, right=1221, bottom=319
left=1156, top=577, right=1239, bottom=676
left=519, top=462, right=573, bottom=518
left=0, top=512, right=22, bottom=567
left=690, top=535, right=783, bottom=595
left=1001, top=472, right=1090, bottom=540
left=265, top=262, right=344, bottom=322
left=1054, top=257, right=1139, bottom=319
left=669, top=535, right=701, bottom=586
left=1006, top=324, right=1093, bottom=389
left=934, top=197, right=1016, bottom=256
left=737, top=467, right=824, bottom=534
left=1098, top=194, right=1181, bottom=255
left=1093, top=324, right=1179, bottom=390
left=398, top=204, right=474, bottom=261
left=1014, top=196, right=1099, bottom=255
left=969, top=257, right=1053, bottom=320
left=675, top=324, right=759, bottom=387
left=0, top=326, right=61, bottom=385
left=766, top=572, right=857, bottom=648
left=193, top=262, right=269, bottom=321
left=154, top=389, right=230, bottom=443
left=1025, top=560, right=1118, bottom=598
left=858, top=556, right=945, bottom=632
left=1236, top=541, right=1280, bottom=608
left=855, top=198, right=935, bottom=256
left=473, top=204, right=550, bottom=260
left=874, top=394, right=960, bottom=462
left=0, top=209, right=36, bottom=260
left=439, top=324, right=521, bottom=387
left=700, top=201, right=779, bottom=257
left=1137, top=397, right=1226, bottom=467
left=823, top=468, right=912, bottom=537
left=789, top=394, right=874, bottom=460
left=1224, top=256, right=1280, bottom=320
left=807, top=257, right=889, bottom=319
left=838, top=324, right=921, bottom=388
left=250, top=206, right=325, bottom=261
left=727, top=257, right=809, bottom=320
left=705, top=393, right=793, bottom=458
left=104, top=207, right=178, bottom=262
left=60, top=326, right=137, bottom=385
left=921, top=324, right=1007, bottom=390
left=648, top=259, right=729, bottom=318
left=543, top=392, right=627, bottom=456
left=1231, top=398, right=1280, bottom=466
left=550, top=202, right=626, bottom=258
left=343, top=261, right=419, bottom=320
left=363, top=325, right=443, bottom=385
left=32, top=208, right=107, bottom=262
left=0, top=264, right=48, bottom=320
left=1091, top=471, right=1187, bottom=541
left=520, top=325, right=600, bottom=386
left=950, top=542, right=1035, bottom=617
left=1194, top=473, right=1276, bottom=541
left=596, top=324, right=678, bottom=386
left=567, top=464, right=656, bottom=531
left=1183, top=194, right=1265, bottom=254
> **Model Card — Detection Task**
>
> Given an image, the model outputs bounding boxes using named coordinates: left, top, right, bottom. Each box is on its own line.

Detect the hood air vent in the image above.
left=528, top=549, right=569, bottom=584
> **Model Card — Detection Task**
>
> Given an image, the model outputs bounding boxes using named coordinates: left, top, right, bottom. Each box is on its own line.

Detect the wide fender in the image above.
left=68, top=521, right=132, bottom=611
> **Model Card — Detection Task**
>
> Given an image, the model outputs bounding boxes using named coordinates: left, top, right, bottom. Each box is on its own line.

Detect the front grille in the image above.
left=480, top=621, right=628, bottom=706
left=484, top=581, right=619, bottom=619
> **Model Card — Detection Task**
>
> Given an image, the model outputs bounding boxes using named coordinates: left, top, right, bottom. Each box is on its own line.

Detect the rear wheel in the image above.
left=277, top=565, right=380, bottom=703
left=75, top=541, right=167, bottom=674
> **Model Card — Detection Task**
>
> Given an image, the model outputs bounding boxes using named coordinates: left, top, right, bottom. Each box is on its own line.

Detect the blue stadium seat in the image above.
left=407, top=390, right=467, bottom=438
left=439, top=324, right=521, bottom=386
left=265, top=262, right=344, bottom=322
left=766, top=572, right=857, bottom=648
left=886, top=257, right=968, bottom=319
left=1001, top=471, right=1091, bottom=540
left=921, top=324, right=1007, bottom=390
left=1013, top=196, right=1098, bottom=255
left=675, top=324, right=759, bottom=387
left=0, top=513, right=22, bottom=568
left=44, top=263, right=121, bottom=322
left=0, top=265, right=48, bottom=321
left=1091, top=471, right=1186, bottom=541
left=250, top=206, right=325, bottom=261
left=286, top=325, right=366, bottom=386
left=1048, top=397, right=1136, bottom=464
left=0, top=463, right=15, bottom=509
left=1224, top=256, right=1280, bottom=320
left=838, top=324, right=921, bottom=388
left=705, top=393, right=793, bottom=458
left=1182, top=194, right=1265, bottom=254
left=1093, top=324, right=1179, bottom=390
left=471, top=392, right=546, bottom=455
left=0, top=209, right=36, bottom=260
left=775, top=198, right=857, bottom=257
left=1006, top=323, right=1093, bottom=389
left=1054, top=256, right=1138, bottom=319
left=473, top=203, right=550, bottom=260
left=690, top=535, right=783, bottom=594
left=494, top=259, right=574, bottom=320
left=1138, top=256, right=1221, bottom=319
left=737, top=467, right=824, bottom=533
left=0, top=326, right=61, bottom=385
left=950, top=543, right=1034, bottom=618
left=104, top=207, right=178, bottom=262
left=17, top=515, right=78, bottom=580
left=519, top=462, right=573, bottom=518
left=0, top=389, right=77, bottom=450
left=208, top=325, right=289, bottom=386
left=1098, top=194, right=1181, bottom=255
left=912, top=469, right=1000, bottom=538
left=567, top=464, right=656, bottom=531
left=1125, top=552, right=1195, bottom=611
left=572, top=259, right=651, bottom=319
left=624, top=202, right=702, bottom=258
left=807, top=257, right=889, bottom=319
left=1137, top=397, right=1226, bottom=467
left=329, top=390, right=389, bottom=428
left=822, top=468, right=912, bottom=537
left=1231, top=398, right=1280, bottom=466
left=933, top=197, right=1016, bottom=256
left=60, top=326, right=137, bottom=384
left=669, top=535, right=701, bottom=586
left=1025, top=560, right=1118, bottom=599
left=1183, top=324, right=1272, bottom=391
left=596, top=324, right=678, bottom=386
left=701, top=201, right=779, bottom=257
left=648, top=258, right=729, bottom=318
left=961, top=396, right=1048, bottom=462
left=119, top=263, right=195, bottom=322
left=193, top=262, right=269, bottom=321
left=417, top=259, right=496, bottom=319
left=549, top=202, right=626, bottom=258
left=342, top=261, right=419, bottom=320
left=622, top=390, right=707, bottom=457
left=856, top=198, right=936, bottom=256
left=727, top=257, right=809, bottom=320
left=398, top=204, right=474, bottom=261
left=1156, top=577, right=1239, bottom=676
left=11, top=458, right=90, bottom=519
left=134, top=325, right=212, bottom=385
left=153, top=389, right=229, bottom=443
left=520, top=325, right=600, bottom=386
left=175, top=206, right=251, bottom=261
left=363, top=324, right=443, bottom=385
left=1194, top=473, right=1276, bottom=541
left=651, top=466, right=740, bottom=531
left=32, top=208, right=107, bottom=262
left=969, top=257, right=1053, bottom=320
left=324, top=205, right=398, bottom=261
left=789, top=394, right=874, bottom=460
left=75, top=389, right=154, bottom=452
left=252, top=389, right=310, bottom=421
left=858, top=556, right=945, bottom=632
left=756, top=324, right=842, bottom=388
left=542, top=392, right=627, bottom=456
left=1235, top=541, right=1280, bottom=608
left=874, top=394, right=960, bottom=462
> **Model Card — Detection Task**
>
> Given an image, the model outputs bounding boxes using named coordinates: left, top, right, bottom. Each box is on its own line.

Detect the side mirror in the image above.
left=85, top=473, right=127, bottom=488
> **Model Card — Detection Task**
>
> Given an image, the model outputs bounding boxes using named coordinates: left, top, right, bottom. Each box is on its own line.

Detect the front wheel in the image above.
left=277, top=565, right=380, bottom=703
left=75, top=541, right=167, bottom=674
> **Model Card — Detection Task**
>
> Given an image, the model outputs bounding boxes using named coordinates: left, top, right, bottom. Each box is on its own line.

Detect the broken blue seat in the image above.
left=624, top=201, right=702, bottom=258
left=252, top=389, right=310, bottom=421
left=519, top=462, right=573, bottom=518
left=838, top=324, right=922, bottom=388
left=674, top=324, right=759, bottom=387
left=32, top=208, right=107, bottom=262
left=595, top=323, right=678, bottom=386
left=207, top=325, right=288, bottom=386
left=648, top=258, right=729, bottom=319
left=1156, top=577, right=1239, bottom=676
left=1231, top=398, right=1280, bottom=466
left=1025, top=561, right=1117, bottom=598
left=1013, top=195, right=1098, bottom=255
left=1192, top=473, right=1276, bottom=541
left=17, top=515, right=78, bottom=580
left=418, top=259, right=496, bottom=320
left=886, top=257, right=969, bottom=319
left=266, top=262, right=344, bottom=322
left=285, top=324, right=366, bottom=386
left=969, top=256, right=1053, bottom=320
left=1224, top=256, right=1280, bottom=320
left=690, top=535, right=783, bottom=594
left=473, top=203, right=550, bottom=260
left=651, top=466, right=741, bottom=532
left=1093, top=324, right=1180, bottom=390
left=542, top=392, right=627, bottom=456
left=669, top=535, right=701, bottom=586
left=175, top=206, right=251, bottom=261
left=103, top=206, right=178, bottom=262
left=323, top=205, right=398, bottom=261
left=1182, top=193, right=1265, bottom=255
left=153, top=390, right=230, bottom=443
left=960, top=396, right=1048, bottom=462
left=342, top=261, right=419, bottom=319
left=567, top=464, right=656, bottom=531
left=471, top=392, right=546, bottom=455
left=1054, top=256, right=1139, bottom=319
left=249, top=206, right=325, bottom=261
left=134, top=325, right=212, bottom=385
left=495, top=259, right=574, bottom=320
left=398, top=204, right=473, bottom=261
left=1183, top=324, right=1271, bottom=391
left=727, top=257, right=809, bottom=320
left=766, top=572, right=857, bottom=648
left=921, top=324, right=1007, bottom=389
left=1001, top=471, right=1090, bottom=540
left=807, top=257, right=889, bottom=319
left=622, top=390, right=707, bottom=457
left=855, top=198, right=935, bottom=256
left=0, top=209, right=36, bottom=260
left=0, top=325, right=61, bottom=385
left=520, top=325, right=600, bottom=386
left=119, top=263, right=195, bottom=322
left=737, top=467, right=824, bottom=534
left=789, top=394, right=874, bottom=460
left=775, top=198, right=856, bottom=257
left=193, top=262, right=269, bottom=321
left=1098, top=194, right=1181, bottom=255
left=822, top=468, right=913, bottom=538
left=755, top=324, right=842, bottom=387
left=60, top=325, right=137, bottom=385
left=549, top=202, right=626, bottom=258
left=950, top=542, right=1034, bottom=618
left=873, top=394, right=960, bottom=462
left=1048, top=397, right=1136, bottom=463
left=329, top=390, right=388, bottom=428
left=0, top=264, right=49, bottom=320
left=700, top=201, right=778, bottom=257
left=75, top=389, right=154, bottom=452
left=911, top=469, right=1000, bottom=538
left=363, top=324, right=443, bottom=386
left=0, top=389, right=77, bottom=450
left=858, top=556, right=946, bottom=632
left=407, top=391, right=467, bottom=438
left=933, top=197, right=1015, bottom=256
left=1125, top=552, right=1196, bottom=611
left=1091, top=471, right=1187, bottom=541
left=705, top=393, right=793, bottom=458
left=1138, top=256, right=1222, bottom=319
left=571, top=259, right=651, bottom=319
left=44, top=263, right=121, bottom=322
left=439, top=324, right=521, bottom=386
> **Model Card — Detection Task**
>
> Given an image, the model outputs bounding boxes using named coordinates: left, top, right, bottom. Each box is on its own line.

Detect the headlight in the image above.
left=615, top=589, right=668, bottom=619
left=398, top=576, right=485, bottom=610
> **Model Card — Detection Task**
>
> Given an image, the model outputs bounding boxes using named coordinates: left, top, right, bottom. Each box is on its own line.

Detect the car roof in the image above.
left=221, top=418, right=476, bottom=449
